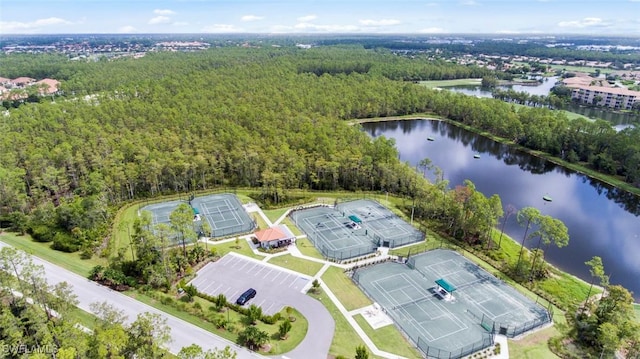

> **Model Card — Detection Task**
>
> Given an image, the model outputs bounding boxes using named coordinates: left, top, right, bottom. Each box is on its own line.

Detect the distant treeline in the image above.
left=317, top=38, right=640, bottom=64
left=0, top=46, right=638, bottom=254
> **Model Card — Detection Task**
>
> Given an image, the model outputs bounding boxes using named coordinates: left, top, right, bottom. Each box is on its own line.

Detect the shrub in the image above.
left=29, top=225, right=55, bottom=242
left=51, top=232, right=81, bottom=252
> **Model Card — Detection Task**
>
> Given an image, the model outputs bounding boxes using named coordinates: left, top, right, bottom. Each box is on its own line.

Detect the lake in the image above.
left=439, top=77, right=639, bottom=128
left=362, top=119, right=640, bottom=301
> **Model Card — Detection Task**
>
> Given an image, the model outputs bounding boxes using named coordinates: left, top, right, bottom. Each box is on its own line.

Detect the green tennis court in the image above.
left=191, top=193, right=255, bottom=238
left=140, top=193, right=255, bottom=242
left=290, top=199, right=424, bottom=261
left=353, top=249, right=551, bottom=358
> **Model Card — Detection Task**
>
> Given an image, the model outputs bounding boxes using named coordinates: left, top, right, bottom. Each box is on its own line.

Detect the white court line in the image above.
left=223, top=198, right=243, bottom=226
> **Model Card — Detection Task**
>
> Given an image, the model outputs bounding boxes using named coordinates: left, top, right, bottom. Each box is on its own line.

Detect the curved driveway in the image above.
left=190, top=253, right=334, bottom=359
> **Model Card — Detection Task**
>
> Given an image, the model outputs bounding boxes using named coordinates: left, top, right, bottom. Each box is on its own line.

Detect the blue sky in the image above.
left=1, top=0, right=639, bottom=35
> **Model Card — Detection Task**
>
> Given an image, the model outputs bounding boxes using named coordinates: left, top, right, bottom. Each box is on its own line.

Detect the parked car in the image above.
left=236, top=288, right=257, bottom=305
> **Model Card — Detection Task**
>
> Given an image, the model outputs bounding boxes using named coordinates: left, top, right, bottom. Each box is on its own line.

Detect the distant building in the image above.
left=562, top=76, right=640, bottom=110
left=34, top=78, right=61, bottom=95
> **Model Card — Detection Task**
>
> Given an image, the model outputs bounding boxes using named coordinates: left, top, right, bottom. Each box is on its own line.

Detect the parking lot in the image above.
left=189, top=253, right=312, bottom=315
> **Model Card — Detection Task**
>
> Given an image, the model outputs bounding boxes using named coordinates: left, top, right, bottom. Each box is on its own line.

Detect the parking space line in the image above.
left=255, top=265, right=267, bottom=276
left=261, top=268, right=274, bottom=279
left=279, top=275, right=289, bottom=285
left=271, top=270, right=283, bottom=282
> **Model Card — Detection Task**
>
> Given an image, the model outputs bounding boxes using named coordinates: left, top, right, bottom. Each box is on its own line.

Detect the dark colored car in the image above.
left=236, top=288, right=257, bottom=305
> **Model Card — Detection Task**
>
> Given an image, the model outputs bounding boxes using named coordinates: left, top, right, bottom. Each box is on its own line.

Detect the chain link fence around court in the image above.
left=351, top=269, right=495, bottom=359
left=200, top=194, right=256, bottom=238
left=289, top=205, right=379, bottom=261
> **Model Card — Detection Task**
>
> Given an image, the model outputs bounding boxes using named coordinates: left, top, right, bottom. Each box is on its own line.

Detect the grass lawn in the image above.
left=353, top=314, right=421, bottom=358
left=0, top=232, right=106, bottom=277
left=128, top=290, right=308, bottom=355
left=321, top=266, right=371, bottom=311
left=308, top=289, right=383, bottom=359
left=262, top=208, right=290, bottom=224
left=251, top=212, right=269, bottom=230
left=418, top=78, right=482, bottom=88
left=266, top=255, right=324, bottom=277
left=209, top=239, right=262, bottom=260
left=389, top=233, right=443, bottom=257
left=295, top=237, right=323, bottom=259
left=281, top=217, right=303, bottom=236
left=508, top=325, right=561, bottom=359
left=67, top=307, right=98, bottom=330
left=635, top=304, right=640, bottom=322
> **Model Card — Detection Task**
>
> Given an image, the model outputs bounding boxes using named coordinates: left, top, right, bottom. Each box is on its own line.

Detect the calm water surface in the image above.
left=362, top=120, right=640, bottom=300
left=441, top=77, right=639, bottom=127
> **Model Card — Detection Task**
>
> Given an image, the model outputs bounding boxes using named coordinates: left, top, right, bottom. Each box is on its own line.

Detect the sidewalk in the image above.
left=201, top=203, right=509, bottom=359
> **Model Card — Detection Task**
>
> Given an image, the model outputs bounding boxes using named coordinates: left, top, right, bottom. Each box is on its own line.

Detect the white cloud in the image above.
left=359, top=19, right=401, bottom=26
left=149, top=16, right=171, bottom=25
left=241, top=15, right=264, bottom=22
left=118, top=25, right=137, bottom=33
left=202, top=24, right=242, bottom=33
left=0, top=17, right=72, bottom=32
left=297, top=15, right=317, bottom=22
left=419, top=27, right=445, bottom=33
left=153, top=9, right=175, bottom=15
left=460, top=0, right=477, bottom=5
left=558, top=17, right=609, bottom=28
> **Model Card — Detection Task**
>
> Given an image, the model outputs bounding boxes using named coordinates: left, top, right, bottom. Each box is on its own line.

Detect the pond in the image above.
left=439, top=77, right=639, bottom=128
left=362, top=119, right=640, bottom=301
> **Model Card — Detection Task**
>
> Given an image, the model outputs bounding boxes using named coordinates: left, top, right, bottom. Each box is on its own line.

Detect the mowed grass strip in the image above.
left=353, top=314, right=422, bottom=358
left=418, top=78, right=482, bottom=88
left=295, top=237, right=324, bottom=259
left=508, top=325, right=560, bottom=359
left=321, top=266, right=371, bottom=311
left=281, top=217, right=303, bottom=236
left=209, top=239, right=263, bottom=260
left=0, top=232, right=106, bottom=277
left=308, top=289, right=383, bottom=359
left=262, top=208, right=290, bottom=224
left=267, top=255, right=324, bottom=277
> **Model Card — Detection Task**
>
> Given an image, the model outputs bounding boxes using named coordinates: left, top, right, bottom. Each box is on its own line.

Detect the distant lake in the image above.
left=438, top=76, right=639, bottom=128
left=362, top=119, right=640, bottom=301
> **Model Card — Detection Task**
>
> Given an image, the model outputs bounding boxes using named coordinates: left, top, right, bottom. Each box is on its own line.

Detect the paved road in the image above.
left=0, top=242, right=264, bottom=358
left=192, top=253, right=335, bottom=359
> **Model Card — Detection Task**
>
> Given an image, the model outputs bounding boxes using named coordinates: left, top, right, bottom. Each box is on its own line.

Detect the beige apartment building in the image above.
left=562, top=76, right=640, bottom=110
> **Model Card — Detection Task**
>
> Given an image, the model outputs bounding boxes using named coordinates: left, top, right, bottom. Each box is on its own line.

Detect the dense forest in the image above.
left=1, top=46, right=639, bottom=254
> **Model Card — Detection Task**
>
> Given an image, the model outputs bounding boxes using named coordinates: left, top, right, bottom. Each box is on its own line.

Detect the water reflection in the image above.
left=362, top=119, right=640, bottom=300
left=437, top=77, right=640, bottom=127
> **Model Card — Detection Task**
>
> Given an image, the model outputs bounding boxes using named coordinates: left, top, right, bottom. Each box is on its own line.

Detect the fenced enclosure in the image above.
left=191, top=193, right=256, bottom=238
left=140, top=193, right=255, bottom=242
left=352, top=249, right=551, bottom=358
left=290, top=199, right=424, bottom=261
